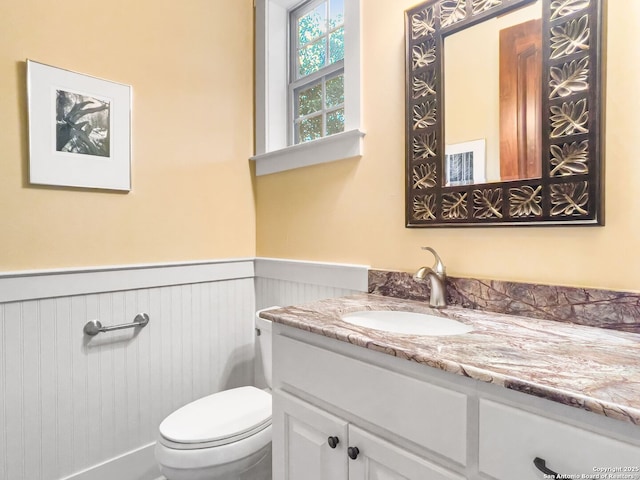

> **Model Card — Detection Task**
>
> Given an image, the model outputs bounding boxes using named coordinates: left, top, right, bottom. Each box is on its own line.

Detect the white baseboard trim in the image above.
left=0, top=258, right=255, bottom=303
left=255, top=257, right=369, bottom=291
left=61, top=442, right=159, bottom=480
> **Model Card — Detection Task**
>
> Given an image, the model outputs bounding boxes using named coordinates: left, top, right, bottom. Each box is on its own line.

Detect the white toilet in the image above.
left=155, top=308, right=276, bottom=480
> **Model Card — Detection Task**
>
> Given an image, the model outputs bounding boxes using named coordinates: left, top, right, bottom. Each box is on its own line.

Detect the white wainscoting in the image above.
left=0, top=257, right=368, bottom=480
left=254, top=258, right=369, bottom=390
left=0, top=260, right=256, bottom=480
left=254, top=257, right=368, bottom=309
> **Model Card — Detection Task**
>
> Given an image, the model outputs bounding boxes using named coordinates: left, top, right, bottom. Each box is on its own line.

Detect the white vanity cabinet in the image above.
left=273, top=390, right=464, bottom=480
left=272, top=323, right=640, bottom=480
left=272, top=326, right=469, bottom=480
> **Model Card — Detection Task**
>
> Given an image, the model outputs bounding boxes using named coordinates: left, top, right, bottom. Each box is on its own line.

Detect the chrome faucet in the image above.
left=413, top=246, right=447, bottom=308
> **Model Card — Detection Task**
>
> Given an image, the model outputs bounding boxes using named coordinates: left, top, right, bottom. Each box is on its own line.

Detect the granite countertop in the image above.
left=260, top=293, right=640, bottom=426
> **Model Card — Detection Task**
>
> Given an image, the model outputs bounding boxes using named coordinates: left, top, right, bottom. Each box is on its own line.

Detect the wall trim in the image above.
left=255, top=257, right=369, bottom=291
left=60, top=442, right=159, bottom=480
left=0, top=257, right=371, bottom=304
left=251, top=129, right=365, bottom=176
left=0, top=258, right=255, bottom=303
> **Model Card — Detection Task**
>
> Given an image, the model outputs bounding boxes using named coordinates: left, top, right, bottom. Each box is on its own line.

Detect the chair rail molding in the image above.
left=0, top=258, right=255, bottom=303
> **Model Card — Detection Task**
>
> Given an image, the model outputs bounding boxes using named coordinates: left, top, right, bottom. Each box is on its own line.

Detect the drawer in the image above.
left=274, top=334, right=468, bottom=465
left=479, top=399, right=640, bottom=480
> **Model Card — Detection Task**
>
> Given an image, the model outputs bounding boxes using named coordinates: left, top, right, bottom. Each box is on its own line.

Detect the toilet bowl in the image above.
left=155, top=307, right=277, bottom=480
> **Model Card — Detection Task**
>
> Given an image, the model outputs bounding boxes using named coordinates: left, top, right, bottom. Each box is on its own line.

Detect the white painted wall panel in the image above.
left=255, top=277, right=360, bottom=310
left=0, top=258, right=368, bottom=480
left=0, top=259, right=254, bottom=303
left=0, top=306, right=6, bottom=480
left=4, top=302, right=23, bottom=480
left=254, top=257, right=368, bottom=292
left=0, top=277, right=255, bottom=480
left=253, top=260, right=368, bottom=391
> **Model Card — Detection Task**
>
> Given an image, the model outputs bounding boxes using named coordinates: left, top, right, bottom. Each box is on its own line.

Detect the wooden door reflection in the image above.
left=499, top=18, right=542, bottom=181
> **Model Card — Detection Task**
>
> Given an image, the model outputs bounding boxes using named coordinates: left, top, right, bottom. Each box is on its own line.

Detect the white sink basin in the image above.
left=341, top=310, right=473, bottom=336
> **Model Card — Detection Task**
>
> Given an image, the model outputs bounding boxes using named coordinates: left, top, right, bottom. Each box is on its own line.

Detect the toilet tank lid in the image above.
left=159, top=386, right=271, bottom=444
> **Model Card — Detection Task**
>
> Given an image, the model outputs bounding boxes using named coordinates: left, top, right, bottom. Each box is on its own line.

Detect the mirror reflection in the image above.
left=444, top=1, right=542, bottom=186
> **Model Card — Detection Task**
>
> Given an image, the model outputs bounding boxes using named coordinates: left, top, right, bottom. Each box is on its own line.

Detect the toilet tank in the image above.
left=256, top=307, right=279, bottom=389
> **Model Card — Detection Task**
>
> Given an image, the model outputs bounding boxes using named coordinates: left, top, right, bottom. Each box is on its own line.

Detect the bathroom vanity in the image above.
left=262, top=294, right=640, bottom=480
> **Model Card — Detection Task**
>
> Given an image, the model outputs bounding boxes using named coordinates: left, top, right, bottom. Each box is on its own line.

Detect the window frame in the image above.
left=253, top=0, right=364, bottom=176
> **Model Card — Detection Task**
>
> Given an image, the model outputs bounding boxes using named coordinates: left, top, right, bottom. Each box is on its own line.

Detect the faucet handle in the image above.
left=421, top=247, right=446, bottom=276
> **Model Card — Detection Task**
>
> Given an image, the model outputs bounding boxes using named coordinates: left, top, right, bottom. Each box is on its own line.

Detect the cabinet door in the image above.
left=272, top=390, right=349, bottom=480
left=479, top=399, right=640, bottom=480
left=348, top=425, right=465, bottom=480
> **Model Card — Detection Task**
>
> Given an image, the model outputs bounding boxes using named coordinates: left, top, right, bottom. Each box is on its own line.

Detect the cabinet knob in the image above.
left=327, top=436, right=339, bottom=449
left=347, top=446, right=359, bottom=460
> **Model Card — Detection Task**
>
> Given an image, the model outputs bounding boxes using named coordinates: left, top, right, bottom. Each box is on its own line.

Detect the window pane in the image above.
left=326, top=108, right=345, bottom=136
left=329, top=27, right=344, bottom=64
left=297, top=4, right=326, bottom=47
left=299, top=115, right=323, bottom=143
left=298, top=38, right=326, bottom=77
left=329, top=0, right=344, bottom=29
left=297, top=83, right=323, bottom=117
left=325, top=75, right=344, bottom=108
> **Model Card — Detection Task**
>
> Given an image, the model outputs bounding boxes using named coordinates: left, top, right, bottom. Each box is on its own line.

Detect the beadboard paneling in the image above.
left=254, top=257, right=368, bottom=292
left=0, top=257, right=369, bottom=480
left=254, top=259, right=368, bottom=391
left=0, top=277, right=255, bottom=480
left=254, top=257, right=368, bottom=309
left=255, top=277, right=359, bottom=310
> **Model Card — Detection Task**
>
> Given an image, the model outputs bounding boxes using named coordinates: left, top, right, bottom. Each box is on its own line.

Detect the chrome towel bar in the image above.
left=83, top=313, right=150, bottom=336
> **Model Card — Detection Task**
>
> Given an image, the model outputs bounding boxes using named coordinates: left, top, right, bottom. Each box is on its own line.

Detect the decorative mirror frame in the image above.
left=405, top=0, right=605, bottom=227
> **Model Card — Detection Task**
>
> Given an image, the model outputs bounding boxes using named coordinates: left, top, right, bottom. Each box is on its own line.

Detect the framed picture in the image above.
left=27, top=60, right=131, bottom=191
left=445, top=139, right=486, bottom=187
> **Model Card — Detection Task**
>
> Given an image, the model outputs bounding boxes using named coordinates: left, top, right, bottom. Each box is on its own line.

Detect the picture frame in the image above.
left=445, top=139, right=486, bottom=186
left=27, top=60, right=132, bottom=191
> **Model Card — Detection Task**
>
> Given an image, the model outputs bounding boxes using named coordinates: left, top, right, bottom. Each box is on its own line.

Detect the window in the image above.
left=290, top=0, right=345, bottom=144
left=253, top=0, right=363, bottom=175
left=444, top=139, right=487, bottom=186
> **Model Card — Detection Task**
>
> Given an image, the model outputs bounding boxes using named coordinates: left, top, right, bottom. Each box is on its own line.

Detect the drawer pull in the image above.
left=534, top=457, right=559, bottom=479
left=348, top=446, right=360, bottom=460
left=327, top=436, right=339, bottom=449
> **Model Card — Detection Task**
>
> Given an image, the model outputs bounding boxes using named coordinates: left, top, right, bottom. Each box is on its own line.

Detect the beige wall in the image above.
left=256, top=0, right=640, bottom=292
left=4, top=1, right=639, bottom=292
left=0, top=0, right=255, bottom=271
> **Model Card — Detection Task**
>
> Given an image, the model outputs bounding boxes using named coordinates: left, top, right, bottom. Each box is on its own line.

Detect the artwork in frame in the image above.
left=27, top=60, right=131, bottom=191
left=445, top=139, right=486, bottom=187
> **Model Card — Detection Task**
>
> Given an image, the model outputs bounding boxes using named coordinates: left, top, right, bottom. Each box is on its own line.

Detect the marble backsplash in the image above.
left=369, top=270, right=640, bottom=333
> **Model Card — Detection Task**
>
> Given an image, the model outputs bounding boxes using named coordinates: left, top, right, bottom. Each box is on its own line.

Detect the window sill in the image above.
left=251, top=129, right=365, bottom=176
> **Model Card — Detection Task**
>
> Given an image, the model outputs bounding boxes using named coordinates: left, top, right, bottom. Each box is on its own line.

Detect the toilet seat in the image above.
left=159, top=418, right=271, bottom=450
left=155, top=423, right=272, bottom=473
left=158, top=386, right=272, bottom=451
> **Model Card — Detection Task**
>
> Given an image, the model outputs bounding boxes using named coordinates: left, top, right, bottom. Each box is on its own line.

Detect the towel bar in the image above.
left=83, top=313, right=150, bottom=336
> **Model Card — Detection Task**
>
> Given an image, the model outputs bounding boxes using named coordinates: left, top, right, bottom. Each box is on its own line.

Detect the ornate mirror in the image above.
left=405, top=0, right=605, bottom=226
